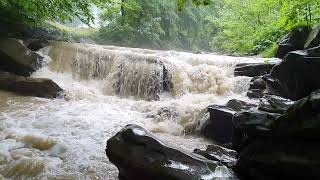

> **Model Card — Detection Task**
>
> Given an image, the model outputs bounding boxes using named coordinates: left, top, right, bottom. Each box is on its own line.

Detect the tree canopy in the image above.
left=1, top=0, right=320, bottom=56
left=98, top=0, right=213, bottom=50
left=208, top=0, right=320, bottom=55
left=0, top=0, right=106, bottom=25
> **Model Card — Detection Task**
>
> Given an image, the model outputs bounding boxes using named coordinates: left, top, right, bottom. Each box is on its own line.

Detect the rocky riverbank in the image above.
left=0, top=38, right=63, bottom=98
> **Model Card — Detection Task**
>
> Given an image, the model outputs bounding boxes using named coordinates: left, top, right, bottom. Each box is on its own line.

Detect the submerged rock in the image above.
left=234, top=62, right=276, bottom=77
left=106, top=124, right=233, bottom=180
left=27, top=39, right=50, bottom=51
left=265, top=47, right=320, bottom=100
left=0, top=71, right=63, bottom=98
left=234, top=90, right=320, bottom=179
left=0, top=38, right=43, bottom=76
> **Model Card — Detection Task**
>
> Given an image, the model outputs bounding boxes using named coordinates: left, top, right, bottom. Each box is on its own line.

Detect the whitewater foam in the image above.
left=0, top=42, right=274, bottom=179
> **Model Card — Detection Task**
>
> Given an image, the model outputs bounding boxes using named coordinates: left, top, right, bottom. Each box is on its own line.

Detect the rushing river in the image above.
left=0, top=42, right=271, bottom=179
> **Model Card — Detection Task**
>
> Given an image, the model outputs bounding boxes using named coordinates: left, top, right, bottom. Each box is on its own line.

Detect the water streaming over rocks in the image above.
left=0, top=42, right=273, bottom=179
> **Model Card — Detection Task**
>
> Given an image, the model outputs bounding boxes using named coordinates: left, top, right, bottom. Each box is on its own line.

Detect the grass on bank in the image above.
left=47, top=22, right=99, bottom=43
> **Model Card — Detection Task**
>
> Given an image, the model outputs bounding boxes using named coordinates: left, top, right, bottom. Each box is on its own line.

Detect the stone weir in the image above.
left=45, top=41, right=238, bottom=101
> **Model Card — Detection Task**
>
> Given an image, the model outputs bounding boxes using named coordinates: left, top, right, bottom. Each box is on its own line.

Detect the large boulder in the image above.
left=264, top=47, right=320, bottom=100
left=233, top=90, right=320, bottom=179
left=275, top=26, right=311, bottom=59
left=232, top=110, right=281, bottom=151
left=270, top=89, right=320, bottom=138
left=0, top=71, right=63, bottom=98
left=0, top=38, right=43, bottom=76
left=234, top=62, right=276, bottom=77
left=201, top=100, right=256, bottom=144
left=236, top=139, right=320, bottom=180
left=106, top=124, right=233, bottom=180
left=201, top=106, right=236, bottom=144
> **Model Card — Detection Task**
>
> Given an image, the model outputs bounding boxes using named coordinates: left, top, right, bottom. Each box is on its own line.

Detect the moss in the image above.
left=261, top=43, right=278, bottom=58
left=46, top=22, right=99, bottom=43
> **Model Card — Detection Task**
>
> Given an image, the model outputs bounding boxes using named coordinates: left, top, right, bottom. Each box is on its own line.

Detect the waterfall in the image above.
left=44, top=41, right=255, bottom=101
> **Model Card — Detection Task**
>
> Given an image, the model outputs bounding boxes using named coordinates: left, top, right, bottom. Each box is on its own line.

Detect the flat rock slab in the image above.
left=0, top=71, right=63, bottom=98
left=194, top=144, right=238, bottom=167
left=234, top=62, right=277, bottom=77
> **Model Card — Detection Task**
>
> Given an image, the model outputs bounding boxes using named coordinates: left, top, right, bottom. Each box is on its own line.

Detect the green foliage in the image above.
left=177, top=0, right=211, bottom=11
left=97, top=0, right=320, bottom=55
left=2, top=0, right=320, bottom=56
left=0, top=0, right=106, bottom=25
left=48, top=22, right=99, bottom=42
left=209, top=0, right=320, bottom=55
left=98, top=0, right=213, bottom=51
left=261, top=43, right=278, bottom=58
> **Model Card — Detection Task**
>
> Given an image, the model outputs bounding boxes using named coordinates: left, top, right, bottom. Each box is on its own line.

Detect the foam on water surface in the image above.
left=0, top=42, right=273, bottom=179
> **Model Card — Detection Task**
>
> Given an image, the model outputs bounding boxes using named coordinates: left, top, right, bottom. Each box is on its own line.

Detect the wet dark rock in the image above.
left=0, top=38, right=43, bottom=76
left=265, top=47, right=320, bottom=100
left=249, top=76, right=266, bottom=90
left=236, top=139, right=320, bottom=180
left=226, top=99, right=256, bottom=112
left=262, top=75, right=283, bottom=97
left=258, top=95, right=294, bottom=114
left=146, top=106, right=179, bottom=123
left=270, top=89, right=320, bottom=138
left=234, top=63, right=276, bottom=77
left=201, top=105, right=236, bottom=144
left=232, top=110, right=281, bottom=152
left=194, top=144, right=238, bottom=167
left=304, top=26, right=320, bottom=49
left=0, top=71, right=63, bottom=98
left=247, top=89, right=265, bottom=99
left=234, top=90, right=320, bottom=179
left=275, top=26, right=311, bottom=59
left=201, top=100, right=257, bottom=144
left=27, top=39, right=50, bottom=51
left=106, top=124, right=233, bottom=180
left=275, top=43, right=296, bottom=59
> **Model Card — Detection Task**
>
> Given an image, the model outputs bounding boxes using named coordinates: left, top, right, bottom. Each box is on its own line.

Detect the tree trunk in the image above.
left=121, top=0, right=125, bottom=16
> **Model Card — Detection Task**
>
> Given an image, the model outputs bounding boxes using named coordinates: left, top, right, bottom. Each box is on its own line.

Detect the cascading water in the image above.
left=0, top=42, right=270, bottom=179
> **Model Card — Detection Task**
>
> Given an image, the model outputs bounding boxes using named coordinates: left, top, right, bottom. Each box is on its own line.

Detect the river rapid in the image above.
left=0, top=42, right=270, bottom=179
